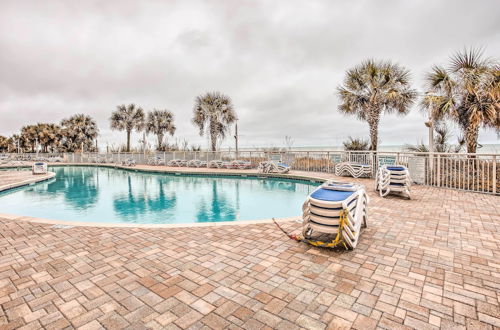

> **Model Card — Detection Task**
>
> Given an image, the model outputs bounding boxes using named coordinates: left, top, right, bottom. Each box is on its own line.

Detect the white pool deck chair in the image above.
left=258, top=161, right=290, bottom=174
left=302, top=181, right=368, bottom=249
left=334, top=162, right=372, bottom=178
left=121, top=158, right=136, bottom=167
left=231, top=160, right=252, bottom=169
left=187, top=159, right=200, bottom=167
left=208, top=160, right=224, bottom=168
left=375, top=165, right=411, bottom=199
left=147, top=156, right=165, bottom=166
left=32, top=162, right=48, bottom=174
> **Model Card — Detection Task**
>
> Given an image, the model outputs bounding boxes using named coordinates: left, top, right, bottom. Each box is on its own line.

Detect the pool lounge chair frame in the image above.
left=258, top=161, right=290, bottom=174
left=302, top=181, right=368, bottom=249
left=375, top=165, right=411, bottom=199
left=334, top=162, right=372, bottom=178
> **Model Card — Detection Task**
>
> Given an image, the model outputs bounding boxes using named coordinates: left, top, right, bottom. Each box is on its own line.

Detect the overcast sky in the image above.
left=0, top=0, right=499, bottom=150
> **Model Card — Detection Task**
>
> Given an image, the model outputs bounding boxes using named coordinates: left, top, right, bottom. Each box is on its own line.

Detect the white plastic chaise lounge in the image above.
left=258, top=161, right=290, bottom=174
left=334, top=162, right=372, bottom=178
left=147, top=156, right=165, bottom=166
left=187, top=159, right=207, bottom=167
left=208, top=160, right=224, bottom=168
left=32, top=162, right=48, bottom=174
left=231, top=160, right=252, bottom=169
left=167, top=159, right=187, bottom=167
left=302, top=180, right=368, bottom=249
left=121, top=158, right=136, bottom=167
left=375, top=165, right=411, bottom=199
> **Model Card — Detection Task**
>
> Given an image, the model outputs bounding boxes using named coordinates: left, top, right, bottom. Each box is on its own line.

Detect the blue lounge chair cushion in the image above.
left=387, top=166, right=405, bottom=171
left=310, top=188, right=354, bottom=201
left=278, top=163, right=289, bottom=167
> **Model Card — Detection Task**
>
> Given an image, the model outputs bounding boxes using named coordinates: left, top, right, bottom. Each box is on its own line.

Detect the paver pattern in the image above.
left=0, top=167, right=499, bottom=329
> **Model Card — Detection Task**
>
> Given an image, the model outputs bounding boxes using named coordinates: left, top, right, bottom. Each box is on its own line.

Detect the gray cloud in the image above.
left=0, top=0, right=499, bottom=150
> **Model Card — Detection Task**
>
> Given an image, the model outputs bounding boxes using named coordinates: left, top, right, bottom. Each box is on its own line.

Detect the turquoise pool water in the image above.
left=0, top=166, right=319, bottom=224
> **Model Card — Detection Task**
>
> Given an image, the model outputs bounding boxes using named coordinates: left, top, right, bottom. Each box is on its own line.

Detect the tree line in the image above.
left=0, top=91, right=236, bottom=153
left=0, top=48, right=498, bottom=154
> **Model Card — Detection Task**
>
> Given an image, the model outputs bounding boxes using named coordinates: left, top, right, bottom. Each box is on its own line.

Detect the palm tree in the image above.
left=0, top=135, right=8, bottom=152
left=192, top=92, right=237, bottom=151
left=37, top=123, right=61, bottom=152
left=60, top=114, right=99, bottom=152
left=20, top=125, right=38, bottom=152
left=422, top=48, right=499, bottom=153
left=110, top=104, right=145, bottom=152
left=146, top=109, right=176, bottom=151
left=404, top=123, right=465, bottom=153
left=343, top=137, right=369, bottom=151
left=337, top=60, right=417, bottom=150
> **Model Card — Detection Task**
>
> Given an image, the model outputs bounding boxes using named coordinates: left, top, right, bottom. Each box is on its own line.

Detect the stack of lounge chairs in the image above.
left=167, top=159, right=187, bottom=167
left=258, top=161, right=290, bottom=174
left=32, top=162, right=48, bottom=174
left=147, top=156, right=165, bottom=166
left=121, top=158, right=136, bottom=167
left=187, top=159, right=208, bottom=167
left=375, top=165, right=411, bottom=199
left=230, top=160, right=252, bottom=169
left=208, top=160, right=223, bottom=168
left=334, top=162, right=372, bottom=178
left=302, top=180, right=368, bottom=249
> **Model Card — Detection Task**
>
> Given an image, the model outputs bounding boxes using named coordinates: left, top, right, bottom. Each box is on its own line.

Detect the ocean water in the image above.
left=0, top=166, right=319, bottom=224
left=243, top=144, right=500, bottom=153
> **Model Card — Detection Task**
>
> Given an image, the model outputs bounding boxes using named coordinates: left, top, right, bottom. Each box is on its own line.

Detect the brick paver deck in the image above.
left=0, top=167, right=499, bottom=329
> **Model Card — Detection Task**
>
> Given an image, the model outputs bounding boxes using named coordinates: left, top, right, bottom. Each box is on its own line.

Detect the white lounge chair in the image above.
left=147, top=156, right=165, bottom=166
left=121, top=158, right=136, bottom=167
left=167, top=159, right=186, bottom=167
left=32, top=162, right=48, bottom=174
left=187, top=159, right=206, bottom=167
left=302, top=180, right=368, bottom=249
left=231, top=160, right=252, bottom=169
left=334, top=162, right=372, bottom=178
left=258, top=161, right=290, bottom=174
left=208, top=160, right=224, bottom=168
left=375, top=165, right=411, bottom=199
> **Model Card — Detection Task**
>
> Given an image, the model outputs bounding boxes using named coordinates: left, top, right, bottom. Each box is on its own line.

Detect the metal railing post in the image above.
left=493, top=155, right=497, bottom=194
left=437, top=154, right=441, bottom=187
left=326, top=151, right=330, bottom=173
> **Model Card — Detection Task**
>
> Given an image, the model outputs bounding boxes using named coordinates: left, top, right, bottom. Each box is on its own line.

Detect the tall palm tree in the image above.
left=0, top=135, right=8, bottom=152
left=110, top=104, right=145, bottom=152
left=337, top=60, right=417, bottom=150
left=60, top=114, right=99, bottom=152
left=422, top=48, right=499, bottom=153
left=37, top=123, right=61, bottom=152
left=20, top=125, right=38, bottom=152
left=146, top=109, right=176, bottom=151
left=192, top=92, right=237, bottom=151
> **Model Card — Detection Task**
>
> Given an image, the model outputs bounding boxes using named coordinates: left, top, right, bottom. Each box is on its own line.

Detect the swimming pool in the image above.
left=0, top=166, right=319, bottom=224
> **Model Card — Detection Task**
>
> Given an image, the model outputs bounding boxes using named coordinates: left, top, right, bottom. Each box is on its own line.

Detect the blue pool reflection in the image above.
left=0, top=166, right=319, bottom=224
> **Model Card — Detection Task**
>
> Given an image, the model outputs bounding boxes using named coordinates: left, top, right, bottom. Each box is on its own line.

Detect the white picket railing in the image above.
left=1, top=150, right=498, bottom=195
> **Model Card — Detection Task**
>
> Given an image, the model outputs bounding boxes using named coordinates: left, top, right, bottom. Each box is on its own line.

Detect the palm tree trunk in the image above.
left=368, top=115, right=379, bottom=151
left=465, top=123, right=479, bottom=154
left=126, top=130, right=131, bottom=152
left=157, top=133, right=164, bottom=151
left=209, top=121, right=217, bottom=151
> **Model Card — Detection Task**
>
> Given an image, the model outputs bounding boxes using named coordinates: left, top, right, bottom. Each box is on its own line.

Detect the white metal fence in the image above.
left=1, top=150, right=498, bottom=195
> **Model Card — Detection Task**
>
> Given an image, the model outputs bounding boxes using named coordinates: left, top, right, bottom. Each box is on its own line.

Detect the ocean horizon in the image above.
left=238, top=143, right=500, bottom=154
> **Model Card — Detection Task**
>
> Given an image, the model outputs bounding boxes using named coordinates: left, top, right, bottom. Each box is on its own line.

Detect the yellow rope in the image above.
left=273, top=209, right=350, bottom=250
left=304, top=209, right=348, bottom=249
